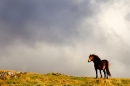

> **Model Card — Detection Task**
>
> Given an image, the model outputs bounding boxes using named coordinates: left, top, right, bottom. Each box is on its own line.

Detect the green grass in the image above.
left=0, top=70, right=130, bottom=86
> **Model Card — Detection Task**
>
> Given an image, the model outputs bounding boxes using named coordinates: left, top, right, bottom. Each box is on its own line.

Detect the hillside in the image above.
left=0, top=70, right=130, bottom=86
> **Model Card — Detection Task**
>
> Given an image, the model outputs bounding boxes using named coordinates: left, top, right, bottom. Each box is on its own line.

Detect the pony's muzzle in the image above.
left=88, top=60, right=91, bottom=62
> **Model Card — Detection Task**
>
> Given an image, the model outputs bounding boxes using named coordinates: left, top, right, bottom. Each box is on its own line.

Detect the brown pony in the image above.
left=88, top=54, right=111, bottom=79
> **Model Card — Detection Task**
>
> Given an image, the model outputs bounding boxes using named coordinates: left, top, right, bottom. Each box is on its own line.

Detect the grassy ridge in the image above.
left=0, top=70, right=130, bottom=86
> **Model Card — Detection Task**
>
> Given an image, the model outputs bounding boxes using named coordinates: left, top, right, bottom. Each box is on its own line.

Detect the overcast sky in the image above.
left=0, top=0, right=130, bottom=78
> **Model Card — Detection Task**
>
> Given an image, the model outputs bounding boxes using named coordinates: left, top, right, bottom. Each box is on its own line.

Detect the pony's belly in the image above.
left=94, top=65, right=105, bottom=70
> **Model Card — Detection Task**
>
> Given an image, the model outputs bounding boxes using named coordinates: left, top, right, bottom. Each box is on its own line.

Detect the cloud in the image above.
left=0, top=0, right=95, bottom=46
left=0, top=0, right=130, bottom=77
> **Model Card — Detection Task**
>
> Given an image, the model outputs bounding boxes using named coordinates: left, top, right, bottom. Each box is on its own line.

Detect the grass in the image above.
left=0, top=70, right=130, bottom=86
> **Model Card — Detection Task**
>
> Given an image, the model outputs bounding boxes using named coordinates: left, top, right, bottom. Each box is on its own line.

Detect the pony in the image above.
left=88, top=54, right=111, bottom=79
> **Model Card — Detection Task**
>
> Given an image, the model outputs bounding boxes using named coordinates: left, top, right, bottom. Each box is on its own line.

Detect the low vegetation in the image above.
left=0, top=70, right=130, bottom=86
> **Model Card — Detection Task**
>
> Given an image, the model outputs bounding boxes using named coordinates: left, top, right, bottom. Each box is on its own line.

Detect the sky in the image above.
left=0, top=0, right=130, bottom=78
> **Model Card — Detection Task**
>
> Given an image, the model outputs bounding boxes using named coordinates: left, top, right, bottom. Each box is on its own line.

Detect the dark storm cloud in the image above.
left=0, top=0, right=96, bottom=46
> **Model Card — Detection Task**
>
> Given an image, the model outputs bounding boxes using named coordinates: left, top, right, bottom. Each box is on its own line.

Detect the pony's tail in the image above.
left=106, top=60, right=111, bottom=77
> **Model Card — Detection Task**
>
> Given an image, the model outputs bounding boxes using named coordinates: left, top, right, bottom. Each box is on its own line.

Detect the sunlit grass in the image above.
left=0, top=70, right=130, bottom=86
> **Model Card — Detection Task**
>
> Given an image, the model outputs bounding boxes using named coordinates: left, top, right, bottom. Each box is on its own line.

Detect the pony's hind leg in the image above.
left=106, top=69, right=108, bottom=79
left=100, top=70, right=102, bottom=78
left=103, top=70, right=106, bottom=78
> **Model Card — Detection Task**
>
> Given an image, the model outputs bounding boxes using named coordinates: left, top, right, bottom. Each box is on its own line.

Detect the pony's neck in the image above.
left=93, top=55, right=101, bottom=63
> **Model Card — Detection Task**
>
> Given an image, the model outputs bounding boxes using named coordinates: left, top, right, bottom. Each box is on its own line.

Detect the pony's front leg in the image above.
left=95, top=68, right=98, bottom=78
left=100, top=70, right=102, bottom=78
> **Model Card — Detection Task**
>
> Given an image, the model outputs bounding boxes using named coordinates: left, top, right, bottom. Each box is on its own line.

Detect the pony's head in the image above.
left=88, top=54, right=94, bottom=62
left=88, top=54, right=100, bottom=62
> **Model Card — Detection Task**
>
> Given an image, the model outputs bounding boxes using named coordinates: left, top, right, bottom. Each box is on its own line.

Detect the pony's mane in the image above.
left=92, top=54, right=101, bottom=60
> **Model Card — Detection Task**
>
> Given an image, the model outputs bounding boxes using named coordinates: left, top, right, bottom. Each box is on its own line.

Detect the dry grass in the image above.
left=0, top=70, right=130, bottom=86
